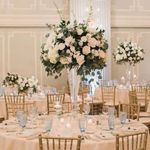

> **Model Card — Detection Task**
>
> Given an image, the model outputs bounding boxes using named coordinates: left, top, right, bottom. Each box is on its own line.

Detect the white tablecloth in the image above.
left=94, top=87, right=129, bottom=104
left=0, top=115, right=149, bottom=150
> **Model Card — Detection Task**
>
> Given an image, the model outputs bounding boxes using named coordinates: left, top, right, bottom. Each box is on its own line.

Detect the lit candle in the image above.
left=66, top=123, right=71, bottom=128
left=60, top=118, right=64, bottom=123
left=88, top=118, right=93, bottom=124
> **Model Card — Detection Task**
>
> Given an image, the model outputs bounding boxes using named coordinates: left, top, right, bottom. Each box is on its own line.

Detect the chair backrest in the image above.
left=129, top=90, right=138, bottom=105
left=39, top=135, right=82, bottom=150
left=4, top=95, right=25, bottom=119
left=47, top=93, right=65, bottom=114
left=101, top=86, right=116, bottom=106
left=116, top=130, right=148, bottom=150
left=24, top=101, right=36, bottom=115
left=119, top=103, right=140, bottom=120
left=131, top=86, right=148, bottom=111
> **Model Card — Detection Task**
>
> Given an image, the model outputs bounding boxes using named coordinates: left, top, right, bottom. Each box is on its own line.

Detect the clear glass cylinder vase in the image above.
left=125, top=64, right=134, bottom=89
left=67, top=68, right=81, bottom=102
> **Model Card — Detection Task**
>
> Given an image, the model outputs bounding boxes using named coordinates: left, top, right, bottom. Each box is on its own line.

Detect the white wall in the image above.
left=111, top=0, right=150, bottom=82
left=0, top=0, right=69, bottom=89
left=0, top=0, right=150, bottom=88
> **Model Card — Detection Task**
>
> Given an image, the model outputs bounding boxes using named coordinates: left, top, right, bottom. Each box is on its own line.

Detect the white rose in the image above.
left=66, top=49, right=71, bottom=54
left=60, top=57, right=70, bottom=64
left=76, top=55, right=85, bottom=65
left=79, top=41, right=83, bottom=46
left=86, top=33, right=91, bottom=38
left=48, top=48, right=58, bottom=64
left=57, top=33, right=63, bottom=38
left=65, top=36, right=74, bottom=46
left=116, top=54, right=121, bottom=61
left=82, top=46, right=90, bottom=55
left=81, top=36, right=87, bottom=42
left=99, top=51, right=106, bottom=59
left=138, top=51, right=143, bottom=57
left=58, top=43, right=65, bottom=50
left=93, top=50, right=99, bottom=56
left=88, top=38, right=98, bottom=48
left=70, top=46, right=75, bottom=52
left=77, top=29, right=83, bottom=35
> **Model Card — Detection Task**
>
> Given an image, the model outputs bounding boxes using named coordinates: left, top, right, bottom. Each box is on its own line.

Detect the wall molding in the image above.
left=112, top=16, right=150, bottom=28
left=0, top=15, right=68, bottom=27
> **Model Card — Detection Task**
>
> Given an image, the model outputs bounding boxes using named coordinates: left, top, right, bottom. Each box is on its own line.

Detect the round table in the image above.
left=0, top=114, right=149, bottom=150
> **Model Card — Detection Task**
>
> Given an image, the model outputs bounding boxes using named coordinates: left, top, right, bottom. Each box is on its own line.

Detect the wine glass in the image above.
left=16, top=111, right=24, bottom=121
left=44, top=117, right=53, bottom=133
left=79, top=117, right=87, bottom=138
left=119, top=112, right=127, bottom=125
left=18, top=113, right=27, bottom=130
left=29, top=107, right=38, bottom=128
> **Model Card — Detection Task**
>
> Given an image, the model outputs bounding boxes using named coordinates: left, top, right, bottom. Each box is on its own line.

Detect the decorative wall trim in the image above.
left=0, top=34, right=5, bottom=79
left=112, top=0, right=136, bottom=12
left=7, top=0, right=36, bottom=10
left=0, top=15, right=66, bottom=27
left=112, top=16, right=150, bottom=28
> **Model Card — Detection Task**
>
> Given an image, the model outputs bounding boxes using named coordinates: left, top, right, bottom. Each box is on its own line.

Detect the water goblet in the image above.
left=44, top=117, right=53, bottom=133
left=119, top=112, right=127, bottom=125
left=79, top=117, right=87, bottom=138
left=29, top=107, right=38, bottom=128
left=18, top=113, right=27, bottom=130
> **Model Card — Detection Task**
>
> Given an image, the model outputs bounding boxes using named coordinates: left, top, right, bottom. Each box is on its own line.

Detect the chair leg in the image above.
left=0, top=117, right=4, bottom=123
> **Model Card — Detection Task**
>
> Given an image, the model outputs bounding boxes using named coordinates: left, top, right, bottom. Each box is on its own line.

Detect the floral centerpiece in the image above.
left=40, top=5, right=108, bottom=102
left=41, top=20, right=108, bottom=80
left=2, top=73, right=19, bottom=87
left=2, top=73, right=39, bottom=94
left=113, top=41, right=144, bottom=65
left=17, top=76, right=39, bottom=93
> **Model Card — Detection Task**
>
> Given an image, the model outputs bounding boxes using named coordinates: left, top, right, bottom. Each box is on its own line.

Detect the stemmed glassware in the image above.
left=29, top=107, right=38, bottom=128
left=79, top=117, right=87, bottom=139
left=119, top=112, right=127, bottom=125
left=44, top=117, right=53, bottom=134
left=16, top=111, right=27, bottom=131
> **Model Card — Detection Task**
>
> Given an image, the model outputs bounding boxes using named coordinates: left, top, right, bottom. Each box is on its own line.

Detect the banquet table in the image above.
left=0, top=94, right=93, bottom=119
left=0, top=96, right=47, bottom=119
left=0, top=114, right=149, bottom=150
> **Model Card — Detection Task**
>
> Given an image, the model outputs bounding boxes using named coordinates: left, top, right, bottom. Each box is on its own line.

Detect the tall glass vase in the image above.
left=125, top=64, right=133, bottom=89
left=67, top=68, right=81, bottom=102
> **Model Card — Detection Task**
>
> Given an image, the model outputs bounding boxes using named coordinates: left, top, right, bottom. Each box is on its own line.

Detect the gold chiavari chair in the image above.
left=129, top=90, right=138, bottom=105
left=132, top=86, right=148, bottom=111
left=119, top=103, right=140, bottom=121
left=47, top=93, right=65, bottom=114
left=116, top=130, right=148, bottom=150
left=4, top=95, right=25, bottom=119
left=90, top=102, right=103, bottom=115
left=101, top=86, right=116, bottom=106
left=24, top=101, right=36, bottom=115
left=39, top=135, right=82, bottom=150
left=78, top=90, right=89, bottom=114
